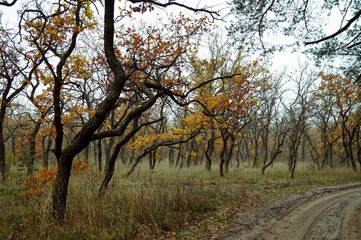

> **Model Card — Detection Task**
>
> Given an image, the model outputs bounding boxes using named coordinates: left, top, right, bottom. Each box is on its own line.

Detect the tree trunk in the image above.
left=129, top=141, right=135, bottom=165
left=193, top=143, right=200, bottom=166
left=235, top=144, right=241, bottom=168
left=179, top=151, right=184, bottom=169
left=149, top=150, right=156, bottom=170
left=301, top=134, right=306, bottom=162
left=28, top=140, right=36, bottom=175
left=205, top=137, right=214, bottom=171
left=100, top=122, right=148, bottom=197
left=252, top=144, right=259, bottom=168
left=219, top=130, right=229, bottom=177
left=321, top=125, right=327, bottom=168
left=261, top=131, right=287, bottom=175
left=224, top=136, right=235, bottom=174
left=186, top=140, right=193, bottom=168
left=97, top=139, right=102, bottom=172
left=0, top=106, right=6, bottom=183
left=262, top=149, right=279, bottom=175
left=104, top=137, right=114, bottom=163
left=287, top=133, right=299, bottom=178
left=42, top=136, right=51, bottom=168
left=93, top=141, right=97, bottom=166
left=0, top=140, right=5, bottom=183
left=168, top=147, right=174, bottom=167
left=329, top=143, right=334, bottom=168
left=175, top=145, right=182, bottom=168
left=261, top=130, right=269, bottom=170
left=53, top=75, right=64, bottom=163
left=219, top=159, right=225, bottom=177
left=99, top=142, right=122, bottom=197
left=346, top=147, right=357, bottom=172
left=289, top=133, right=302, bottom=179
left=52, top=149, right=74, bottom=223
left=343, top=136, right=357, bottom=172
left=244, top=139, right=250, bottom=163
left=83, top=144, right=89, bottom=162
left=291, top=155, right=297, bottom=179
left=321, top=147, right=329, bottom=169
left=52, top=0, right=128, bottom=222
left=357, top=126, right=361, bottom=170
left=28, top=118, right=44, bottom=175
left=11, top=135, right=16, bottom=166
left=289, top=147, right=296, bottom=176
left=288, top=143, right=294, bottom=172
left=341, top=122, right=358, bottom=172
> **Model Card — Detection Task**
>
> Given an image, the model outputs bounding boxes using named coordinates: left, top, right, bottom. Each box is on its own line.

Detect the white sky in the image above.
left=0, top=0, right=338, bottom=74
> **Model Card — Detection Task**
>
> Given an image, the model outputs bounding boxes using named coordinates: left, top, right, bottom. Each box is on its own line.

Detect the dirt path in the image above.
left=215, top=184, right=361, bottom=240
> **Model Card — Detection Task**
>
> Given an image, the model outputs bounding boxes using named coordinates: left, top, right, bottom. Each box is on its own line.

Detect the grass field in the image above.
left=0, top=161, right=360, bottom=239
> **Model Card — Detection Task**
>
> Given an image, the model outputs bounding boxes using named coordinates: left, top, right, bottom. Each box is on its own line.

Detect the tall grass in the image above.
left=0, top=161, right=360, bottom=239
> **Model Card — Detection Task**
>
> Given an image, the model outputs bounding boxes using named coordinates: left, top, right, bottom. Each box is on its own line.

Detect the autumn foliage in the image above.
left=1, top=0, right=361, bottom=233
left=20, top=159, right=92, bottom=197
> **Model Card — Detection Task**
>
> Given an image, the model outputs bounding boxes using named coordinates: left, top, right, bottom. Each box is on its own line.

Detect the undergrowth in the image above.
left=0, top=161, right=360, bottom=239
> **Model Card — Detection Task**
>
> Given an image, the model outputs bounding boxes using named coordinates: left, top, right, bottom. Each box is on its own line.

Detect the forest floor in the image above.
left=1, top=162, right=361, bottom=239
left=215, top=183, right=361, bottom=240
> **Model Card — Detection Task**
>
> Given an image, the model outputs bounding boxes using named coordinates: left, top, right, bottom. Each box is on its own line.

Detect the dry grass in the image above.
left=0, top=160, right=360, bottom=239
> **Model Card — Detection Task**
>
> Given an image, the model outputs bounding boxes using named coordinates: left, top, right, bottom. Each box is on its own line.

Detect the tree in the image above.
left=229, top=0, right=361, bottom=79
left=250, top=75, right=285, bottom=173
left=0, top=27, right=41, bottom=182
left=313, top=75, right=342, bottom=168
left=195, top=58, right=268, bottom=176
left=46, top=0, right=218, bottom=222
left=90, top=10, right=213, bottom=196
left=261, top=115, right=289, bottom=175
left=317, top=72, right=361, bottom=171
left=283, top=66, right=316, bottom=179
left=23, top=71, right=54, bottom=174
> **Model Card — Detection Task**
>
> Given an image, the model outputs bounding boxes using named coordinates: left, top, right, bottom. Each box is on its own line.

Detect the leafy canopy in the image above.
left=229, top=0, right=361, bottom=80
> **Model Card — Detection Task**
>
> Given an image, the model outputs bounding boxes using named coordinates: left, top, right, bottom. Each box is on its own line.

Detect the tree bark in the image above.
left=28, top=117, right=44, bottom=175
left=224, top=135, right=236, bottom=174
left=168, top=147, right=174, bottom=167
left=97, top=139, right=102, bottom=172
left=219, top=130, right=229, bottom=177
left=342, top=125, right=357, bottom=172
left=42, top=136, right=51, bottom=168
left=11, top=135, right=16, bottom=166
left=99, top=141, right=122, bottom=197
left=175, top=145, right=182, bottom=168
left=52, top=0, right=128, bottom=221
left=83, top=144, right=89, bottom=162
left=149, top=150, right=156, bottom=170
left=0, top=140, right=5, bottom=183
left=0, top=107, right=6, bottom=183
left=186, top=140, right=193, bottom=168
left=205, top=133, right=215, bottom=171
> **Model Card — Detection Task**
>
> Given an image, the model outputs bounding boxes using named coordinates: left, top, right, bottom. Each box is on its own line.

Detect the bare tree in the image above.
left=283, top=67, right=316, bottom=179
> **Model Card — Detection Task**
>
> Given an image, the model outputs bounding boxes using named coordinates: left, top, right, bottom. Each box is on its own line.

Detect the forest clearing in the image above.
left=1, top=161, right=360, bottom=239
left=1, top=0, right=361, bottom=239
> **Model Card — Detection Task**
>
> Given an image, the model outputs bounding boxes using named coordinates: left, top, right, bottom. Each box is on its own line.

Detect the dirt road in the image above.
left=216, top=184, right=361, bottom=240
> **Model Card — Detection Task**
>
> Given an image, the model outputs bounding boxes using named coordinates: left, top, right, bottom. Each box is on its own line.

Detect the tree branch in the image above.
left=128, top=0, right=219, bottom=17
left=305, top=9, right=361, bottom=45
left=0, top=0, right=16, bottom=6
left=258, top=0, right=276, bottom=49
left=125, top=129, right=202, bottom=177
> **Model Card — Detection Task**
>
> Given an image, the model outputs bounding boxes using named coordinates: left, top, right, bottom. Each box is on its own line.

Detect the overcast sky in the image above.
left=0, top=0, right=308, bottom=72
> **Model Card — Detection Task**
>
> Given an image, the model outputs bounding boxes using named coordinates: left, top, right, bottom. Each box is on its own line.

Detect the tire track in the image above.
left=262, top=187, right=361, bottom=240
left=215, top=184, right=361, bottom=240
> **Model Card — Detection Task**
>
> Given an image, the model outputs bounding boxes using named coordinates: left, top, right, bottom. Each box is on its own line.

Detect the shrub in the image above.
left=20, top=159, right=92, bottom=197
